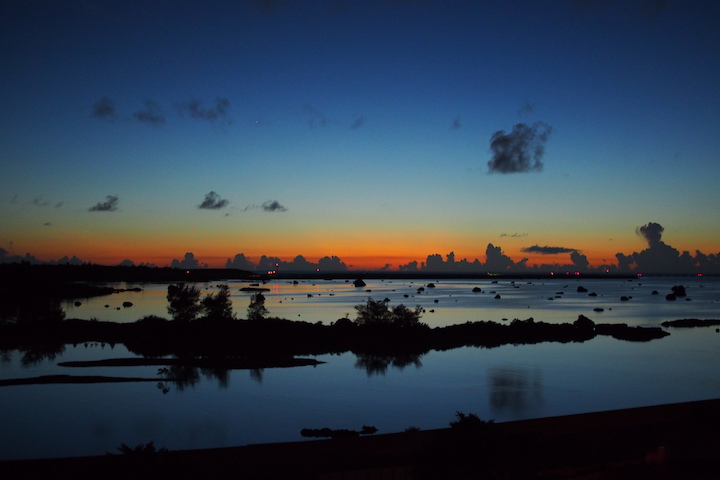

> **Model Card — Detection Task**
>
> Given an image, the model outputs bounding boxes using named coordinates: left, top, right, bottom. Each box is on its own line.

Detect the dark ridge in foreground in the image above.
left=1, top=398, right=718, bottom=479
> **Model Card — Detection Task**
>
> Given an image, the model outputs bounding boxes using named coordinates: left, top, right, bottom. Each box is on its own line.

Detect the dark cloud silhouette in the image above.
left=636, top=222, right=663, bottom=248
left=88, top=195, right=119, bottom=212
left=487, top=122, right=552, bottom=174
left=570, top=251, right=590, bottom=270
left=171, top=252, right=208, bottom=269
left=133, top=100, right=166, bottom=125
left=450, top=116, right=461, bottom=130
left=350, top=115, right=365, bottom=129
left=32, top=196, right=50, bottom=206
left=178, top=98, right=231, bottom=126
left=485, top=243, right=519, bottom=272
left=262, top=200, right=287, bottom=212
left=198, top=191, right=229, bottom=210
left=500, top=232, right=528, bottom=238
left=226, top=253, right=254, bottom=270
left=118, top=259, right=135, bottom=267
left=0, top=249, right=87, bottom=265
left=43, top=222, right=52, bottom=226
left=522, top=245, right=577, bottom=255
left=302, top=104, right=328, bottom=127
left=91, top=97, right=117, bottom=120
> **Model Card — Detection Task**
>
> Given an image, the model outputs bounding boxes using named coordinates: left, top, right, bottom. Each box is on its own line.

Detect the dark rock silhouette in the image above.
left=671, top=285, right=687, bottom=297
left=577, top=286, right=588, bottom=293
left=472, top=287, right=482, bottom=292
left=353, top=279, right=366, bottom=287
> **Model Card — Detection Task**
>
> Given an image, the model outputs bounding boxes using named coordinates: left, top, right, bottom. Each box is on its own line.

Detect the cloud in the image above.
left=487, top=122, right=552, bottom=174
left=262, top=200, right=287, bottom=212
left=500, top=232, right=528, bottom=237
left=517, top=99, right=535, bottom=116
left=350, top=115, right=365, bottom=129
left=118, top=259, right=135, bottom=267
left=133, top=100, right=166, bottom=125
left=570, top=251, right=590, bottom=269
left=178, top=98, right=232, bottom=126
left=171, top=252, right=208, bottom=269
left=521, top=245, right=577, bottom=255
left=55, top=201, right=64, bottom=208
left=43, top=222, right=52, bottom=227
left=636, top=222, right=664, bottom=248
left=226, top=253, right=254, bottom=270
left=450, top=116, right=461, bottom=130
left=32, top=196, right=50, bottom=206
left=88, top=195, right=119, bottom=212
left=198, top=191, right=229, bottom=210
left=91, top=97, right=117, bottom=120
left=303, top=104, right=328, bottom=127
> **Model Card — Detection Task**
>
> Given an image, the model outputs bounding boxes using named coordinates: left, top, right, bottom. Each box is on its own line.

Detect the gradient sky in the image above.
left=2, top=0, right=719, bottom=270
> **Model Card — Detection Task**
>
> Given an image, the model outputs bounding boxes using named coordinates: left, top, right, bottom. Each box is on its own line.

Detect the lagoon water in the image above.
left=2, top=276, right=720, bottom=460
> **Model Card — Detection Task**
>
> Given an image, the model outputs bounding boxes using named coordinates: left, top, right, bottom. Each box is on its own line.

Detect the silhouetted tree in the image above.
left=201, top=284, right=234, bottom=320
left=247, top=292, right=269, bottom=321
left=166, top=283, right=202, bottom=322
left=354, top=297, right=424, bottom=327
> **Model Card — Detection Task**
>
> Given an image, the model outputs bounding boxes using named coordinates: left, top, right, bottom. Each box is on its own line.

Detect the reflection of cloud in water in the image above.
left=488, top=366, right=543, bottom=415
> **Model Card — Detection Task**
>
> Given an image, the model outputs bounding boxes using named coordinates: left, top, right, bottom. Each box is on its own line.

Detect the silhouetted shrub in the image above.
left=247, top=292, right=269, bottom=320
left=166, top=283, right=202, bottom=322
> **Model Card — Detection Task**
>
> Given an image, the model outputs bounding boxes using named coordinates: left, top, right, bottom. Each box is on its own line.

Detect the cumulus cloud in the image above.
left=133, top=100, right=166, bottom=125
left=636, top=222, right=664, bottom=248
left=521, top=245, right=577, bottom=255
left=450, top=116, right=461, bottom=130
left=262, top=200, right=287, bottom=212
left=198, top=191, right=229, bottom=210
left=118, top=259, right=135, bottom=266
left=350, top=115, right=365, bottom=129
left=178, top=98, right=232, bottom=126
left=91, top=97, right=117, bottom=120
left=171, top=252, right=208, bottom=269
left=570, top=251, right=590, bottom=269
left=226, top=253, right=254, bottom=270
left=88, top=195, right=119, bottom=212
left=487, top=122, right=552, bottom=174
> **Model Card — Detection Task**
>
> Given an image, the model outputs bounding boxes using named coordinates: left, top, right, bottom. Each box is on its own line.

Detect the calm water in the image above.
left=1, top=276, right=719, bottom=460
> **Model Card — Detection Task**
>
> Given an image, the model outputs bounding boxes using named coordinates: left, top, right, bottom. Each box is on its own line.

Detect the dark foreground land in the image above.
left=2, top=398, right=719, bottom=479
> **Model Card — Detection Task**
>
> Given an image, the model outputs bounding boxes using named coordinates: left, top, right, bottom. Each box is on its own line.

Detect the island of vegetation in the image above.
left=0, top=263, right=678, bottom=384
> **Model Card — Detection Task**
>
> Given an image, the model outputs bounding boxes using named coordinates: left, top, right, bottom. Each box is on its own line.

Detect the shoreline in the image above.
left=2, top=397, right=719, bottom=478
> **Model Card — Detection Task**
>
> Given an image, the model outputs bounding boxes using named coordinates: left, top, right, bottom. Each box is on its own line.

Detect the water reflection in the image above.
left=156, top=363, right=233, bottom=393
left=488, top=366, right=543, bottom=415
left=354, top=352, right=423, bottom=376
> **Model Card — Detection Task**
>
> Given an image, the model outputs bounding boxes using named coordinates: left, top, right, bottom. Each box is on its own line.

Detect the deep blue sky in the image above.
left=2, top=0, right=719, bottom=271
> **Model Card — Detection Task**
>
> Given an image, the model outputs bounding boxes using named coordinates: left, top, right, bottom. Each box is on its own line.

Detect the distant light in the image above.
left=186, top=270, right=190, bottom=274
left=698, top=273, right=703, bottom=277
left=316, top=268, right=320, bottom=272
left=637, top=273, right=643, bottom=277
left=575, top=272, right=580, bottom=276
left=550, top=272, right=554, bottom=276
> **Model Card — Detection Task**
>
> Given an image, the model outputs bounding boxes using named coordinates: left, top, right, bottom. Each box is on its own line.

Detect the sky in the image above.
left=2, top=0, right=720, bottom=273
